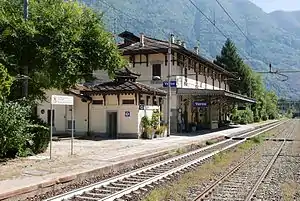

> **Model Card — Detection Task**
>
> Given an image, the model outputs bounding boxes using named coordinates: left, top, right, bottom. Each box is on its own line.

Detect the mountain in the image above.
left=82, top=0, right=300, bottom=99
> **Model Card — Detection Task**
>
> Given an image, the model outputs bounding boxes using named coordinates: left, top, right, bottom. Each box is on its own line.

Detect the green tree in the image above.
left=265, top=91, right=279, bottom=119
left=0, top=0, right=125, bottom=101
left=216, top=39, right=279, bottom=122
left=216, top=39, right=252, bottom=96
left=0, top=64, right=13, bottom=101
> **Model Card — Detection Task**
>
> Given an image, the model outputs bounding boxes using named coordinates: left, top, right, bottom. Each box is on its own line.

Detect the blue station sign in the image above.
left=163, top=80, right=177, bottom=87
left=193, top=101, right=208, bottom=107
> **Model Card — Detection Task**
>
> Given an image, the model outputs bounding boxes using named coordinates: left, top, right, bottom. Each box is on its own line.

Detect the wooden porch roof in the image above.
left=71, top=68, right=167, bottom=96
left=176, top=88, right=256, bottom=104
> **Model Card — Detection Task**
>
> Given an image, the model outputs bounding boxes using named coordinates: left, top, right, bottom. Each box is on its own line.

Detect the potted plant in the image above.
left=151, top=110, right=161, bottom=138
left=190, top=122, right=197, bottom=132
left=141, top=116, right=151, bottom=139
left=158, top=125, right=167, bottom=137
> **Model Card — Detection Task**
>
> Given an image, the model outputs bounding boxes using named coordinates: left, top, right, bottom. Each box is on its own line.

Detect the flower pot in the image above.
left=192, top=126, right=196, bottom=132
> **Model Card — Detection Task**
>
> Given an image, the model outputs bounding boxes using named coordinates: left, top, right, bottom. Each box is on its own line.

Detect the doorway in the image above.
left=107, top=112, right=118, bottom=139
left=47, top=109, right=55, bottom=126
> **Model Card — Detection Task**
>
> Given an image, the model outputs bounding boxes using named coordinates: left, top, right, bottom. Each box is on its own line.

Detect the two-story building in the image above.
left=37, top=30, right=255, bottom=138
left=113, top=31, right=256, bottom=132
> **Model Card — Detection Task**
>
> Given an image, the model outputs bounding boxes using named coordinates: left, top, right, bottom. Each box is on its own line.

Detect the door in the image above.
left=47, top=109, right=55, bottom=126
left=107, top=112, right=117, bottom=139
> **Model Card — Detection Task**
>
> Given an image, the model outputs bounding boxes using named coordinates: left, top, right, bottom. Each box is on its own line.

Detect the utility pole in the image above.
left=167, top=34, right=173, bottom=137
left=23, top=0, right=29, bottom=98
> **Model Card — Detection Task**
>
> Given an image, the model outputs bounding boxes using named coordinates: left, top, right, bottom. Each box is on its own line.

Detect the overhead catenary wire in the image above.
left=85, top=0, right=281, bottom=83
left=214, top=0, right=300, bottom=81
left=98, top=0, right=251, bottom=63
left=188, top=0, right=290, bottom=81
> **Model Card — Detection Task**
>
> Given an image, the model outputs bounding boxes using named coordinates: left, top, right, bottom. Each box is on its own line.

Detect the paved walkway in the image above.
left=0, top=121, right=276, bottom=199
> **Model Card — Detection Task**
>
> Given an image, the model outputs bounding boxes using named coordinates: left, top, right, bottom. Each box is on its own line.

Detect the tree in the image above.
left=265, top=91, right=279, bottom=119
left=0, top=0, right=125, bottom=101
left=0, top=63, right=13, bottom=101
left=216, top=39, right=279, bottom=122
left=216, top=39, right=252, bottom=96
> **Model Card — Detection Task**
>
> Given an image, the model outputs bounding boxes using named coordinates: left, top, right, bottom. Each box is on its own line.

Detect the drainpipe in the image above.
left=87, top=101, right=91, bottom=136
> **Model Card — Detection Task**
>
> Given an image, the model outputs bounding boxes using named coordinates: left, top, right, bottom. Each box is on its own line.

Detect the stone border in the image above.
left=0, top=121, right=279, bottom=201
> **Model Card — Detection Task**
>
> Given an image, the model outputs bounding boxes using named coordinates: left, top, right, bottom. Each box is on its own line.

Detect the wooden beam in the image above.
left=146, top=54, right=149, bottom=66
left=135, top=93, right=138, bottom=105
left=103, top=95, right=106, bottom=106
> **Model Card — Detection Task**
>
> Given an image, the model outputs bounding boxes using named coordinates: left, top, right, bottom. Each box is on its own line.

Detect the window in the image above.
left=122, top=99, right=135, bottom=104
left=152, top=64, right=161, bottom=77
left=67, top=120, right=75, bottom=129
left=93, top=100, right=103, bottom=105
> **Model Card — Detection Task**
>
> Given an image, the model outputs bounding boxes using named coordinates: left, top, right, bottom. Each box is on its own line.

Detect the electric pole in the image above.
left=23, top=0, right=29, bottom=98
left=167, top=34, right=173, bottom=137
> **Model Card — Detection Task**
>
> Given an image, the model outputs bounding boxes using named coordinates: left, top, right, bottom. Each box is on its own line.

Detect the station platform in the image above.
left=0, top=120, right=278, bottom=200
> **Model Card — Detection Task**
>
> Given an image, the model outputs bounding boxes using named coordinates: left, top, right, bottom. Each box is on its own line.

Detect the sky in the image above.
left=249, top=0, right=300, bottom=12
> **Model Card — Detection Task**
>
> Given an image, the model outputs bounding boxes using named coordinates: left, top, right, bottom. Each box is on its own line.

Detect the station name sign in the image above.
left=193, top=101, right=208, bottom=107
left=51, top=95, right=74, bottom=106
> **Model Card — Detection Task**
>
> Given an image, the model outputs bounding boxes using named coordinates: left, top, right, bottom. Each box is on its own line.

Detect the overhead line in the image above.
left=215, top=0, right=272, bottom=67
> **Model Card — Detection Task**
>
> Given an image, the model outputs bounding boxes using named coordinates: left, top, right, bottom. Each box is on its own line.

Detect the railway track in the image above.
left=44, top=120, right=287, bottom=201
left=192, top=120, right=296, bottom=201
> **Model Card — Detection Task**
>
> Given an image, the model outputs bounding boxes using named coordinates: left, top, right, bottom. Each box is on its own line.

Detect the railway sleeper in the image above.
left=111, top=182, right=131, bottom=187
left=74, top=195, right=99, bottom=200
left=131, top=175, right=152, bottom=179
left=123, top=177, right=141, bottom=182
left=104, top=185, right=125, bottom=191
left=139, top=172, right=159, bottom=177
left=120, top=180, right=140, bottom=185
left=92, top=188, right=112, bottom=193
left=85, top=192, right=109, bottom=197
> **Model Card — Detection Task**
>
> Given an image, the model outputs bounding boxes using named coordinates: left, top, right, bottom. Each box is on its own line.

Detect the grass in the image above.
left=142, top=138, right=261, bottom=201
left=281, top=181, right=300, bottom=200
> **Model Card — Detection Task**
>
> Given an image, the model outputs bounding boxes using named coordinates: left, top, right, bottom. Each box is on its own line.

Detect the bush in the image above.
left=232, top=107, right=254, bottom=125
left=27, top=123, right=49, bottom=154
left=0, top=102, right=31, bottom=158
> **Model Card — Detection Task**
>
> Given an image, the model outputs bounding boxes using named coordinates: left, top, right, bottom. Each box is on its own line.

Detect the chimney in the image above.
left=171, top=34, right=175, bottom=43
left=140, top=33, right=144, bottom=47
left=194, top=46, right=199, bottom=55
left=182, top=41, right=186, bottom=48
left=176, top=39, right=181, bottom=45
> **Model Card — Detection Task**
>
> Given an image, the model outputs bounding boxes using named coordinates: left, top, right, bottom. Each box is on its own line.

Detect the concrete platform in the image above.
left=0, top=120, right=278, bottom=200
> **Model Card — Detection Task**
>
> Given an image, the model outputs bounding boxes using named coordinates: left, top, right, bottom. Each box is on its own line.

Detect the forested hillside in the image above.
left=82, top=0, right=300, bottom=99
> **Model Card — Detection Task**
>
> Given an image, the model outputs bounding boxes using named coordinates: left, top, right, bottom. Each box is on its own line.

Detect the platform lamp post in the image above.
left=166, top=34, right=173, bottom=137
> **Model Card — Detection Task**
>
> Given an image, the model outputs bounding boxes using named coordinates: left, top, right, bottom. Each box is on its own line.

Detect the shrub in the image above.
left=27, top=124, right=49, bottom=154
left=232, top=107, right=254, bottom=125
left=0, top=102, right=31, bottom=158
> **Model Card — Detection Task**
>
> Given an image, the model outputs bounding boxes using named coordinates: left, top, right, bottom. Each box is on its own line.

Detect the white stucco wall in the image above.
left=90, top=105, right=139, bottom=134
left=37, top=90, right=88, bottom=134
left=37, top=90, right=68, bottom=133
left=38, top=91, right=163, bottom=137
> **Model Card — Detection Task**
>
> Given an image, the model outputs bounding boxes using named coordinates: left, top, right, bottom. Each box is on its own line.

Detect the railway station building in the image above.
left=113, top=31, right=256, bottom=132
left=37, top=31, right=255, bottom=138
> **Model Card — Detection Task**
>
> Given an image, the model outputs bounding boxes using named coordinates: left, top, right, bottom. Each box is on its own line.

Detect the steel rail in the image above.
left=44, top=120, right=287, bottom=201
left=192, top=120, right=294, bottom=201
left=192, top=151, right=258, bottom=201
left=244, top=123, right=295, bottom=201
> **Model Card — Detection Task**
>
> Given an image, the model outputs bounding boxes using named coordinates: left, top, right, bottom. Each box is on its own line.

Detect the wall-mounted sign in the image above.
left=51, top=95, right=74, bottom=105
left=125, top=111, right=131, bottom=117
left=193, top=101, right=208, bottom=107
left=139, top=104, right=145, bottom=110
left=163, top=80, right=177, bottom=87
